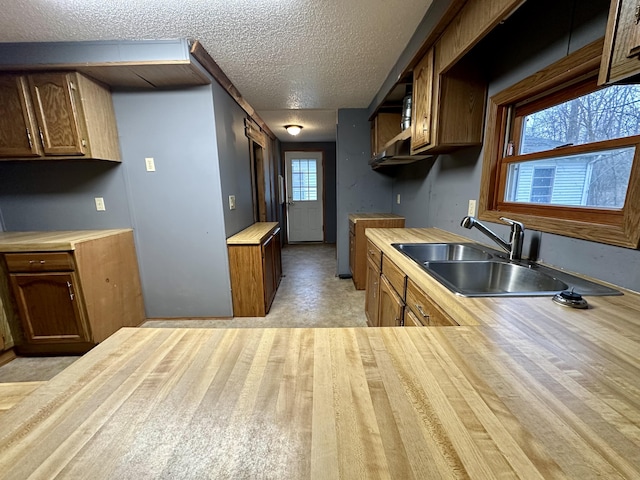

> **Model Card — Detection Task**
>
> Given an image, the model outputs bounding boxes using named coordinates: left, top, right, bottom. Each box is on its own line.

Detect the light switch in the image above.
left=396, top=194, right=401, bottom=205
left=229, top=195, right=236, bottom=210
left=145, top=157, right=156, bottom=172
left=95, top=197, right=106, bottom=211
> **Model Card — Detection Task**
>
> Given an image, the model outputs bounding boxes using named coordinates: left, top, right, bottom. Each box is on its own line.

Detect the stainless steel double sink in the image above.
left=392, top=243, right=621, bottom=297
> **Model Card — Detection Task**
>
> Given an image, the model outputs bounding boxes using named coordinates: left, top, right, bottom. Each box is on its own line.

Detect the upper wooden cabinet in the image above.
left=600, top=0, right=640, bottom=85
left=0, top=72, right=121, bottom=161
left=371, top=112, right=402, bottom=157
left=411, top=49, right=435, bottom=150
left=411, top=46, right=486, bottom=155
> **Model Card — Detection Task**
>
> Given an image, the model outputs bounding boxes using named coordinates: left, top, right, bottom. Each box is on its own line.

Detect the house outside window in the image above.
left=478, top=39, right=640, bottom=248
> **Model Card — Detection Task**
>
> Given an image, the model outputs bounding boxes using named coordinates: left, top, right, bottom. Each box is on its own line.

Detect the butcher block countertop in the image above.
left=366, top=227, right=640, bottom=327
left=1, top=227, right=639, bottom=478
left=348, top=212, right=404, bottom=222
left=0, top=229, right=133, bottom=252
left=226, top=222, right=279, bottom=245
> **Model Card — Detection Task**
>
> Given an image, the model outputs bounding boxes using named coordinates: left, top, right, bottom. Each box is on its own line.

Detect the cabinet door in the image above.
left=273, top=229, right=282, bottom=289
left=0, top=76, right=42, bottom=158
left=411, top=48, right=434, bottom=150
left=378, top=275, right=403, bottom=327
left=406, top=278, right=457, bottom=326
left=365, top=257, right=380, bottom=327
left=10, top=272, right=90, bottom=344
left=263, top=234, right=276, bottom=310
left=28, top=73, right=86, bottom=156
left=600, top=0, right=640, bottom=84
left=404, top=309, right=424, bottom=327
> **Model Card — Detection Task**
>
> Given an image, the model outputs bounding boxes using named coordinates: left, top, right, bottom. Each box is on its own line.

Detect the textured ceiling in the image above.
left=0, top=0, right=432, bottom=142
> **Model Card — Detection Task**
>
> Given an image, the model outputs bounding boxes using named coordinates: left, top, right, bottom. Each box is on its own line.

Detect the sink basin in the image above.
left=393, top=243, right=493, bottom=263
left=426, top=261, right=568, bottom=297
left=392, top=242, right=622, bottom=297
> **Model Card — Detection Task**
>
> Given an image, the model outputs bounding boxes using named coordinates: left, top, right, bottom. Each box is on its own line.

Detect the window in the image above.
left=291, top=158, right=318, bottom=201
left=479, top=39, right=640, bottom=248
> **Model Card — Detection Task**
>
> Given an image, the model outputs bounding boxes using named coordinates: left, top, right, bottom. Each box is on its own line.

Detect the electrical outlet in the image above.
left=468, top=199, right=477, bottom=216
left=229, top=195, right=236, bottom=210
left=95, top=197, right=106, bottom=211
left=145, top=157, right=156, bottom=172
left=396, top=194, right=401, bottom=205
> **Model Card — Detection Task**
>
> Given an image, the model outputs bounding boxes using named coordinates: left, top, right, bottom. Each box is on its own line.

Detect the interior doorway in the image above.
left=285, top=151, right=324, bottom=242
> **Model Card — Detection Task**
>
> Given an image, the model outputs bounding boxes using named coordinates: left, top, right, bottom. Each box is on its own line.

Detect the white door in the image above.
left=285, top=151, right=323, bottom=242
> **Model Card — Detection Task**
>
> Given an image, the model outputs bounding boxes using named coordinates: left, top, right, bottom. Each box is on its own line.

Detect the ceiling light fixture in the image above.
left=284, top=125, right=303, bottom=136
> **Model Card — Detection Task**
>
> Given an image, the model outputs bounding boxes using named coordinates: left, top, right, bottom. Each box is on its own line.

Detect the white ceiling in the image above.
left=0, top=0, right=432, bottom=142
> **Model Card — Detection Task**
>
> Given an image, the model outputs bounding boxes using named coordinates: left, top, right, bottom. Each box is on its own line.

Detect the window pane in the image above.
left=519, top=85, right=640, bottom=154
left=291, top=159, right=318, bottom=201
left=504, top=147, right=634, bottom=208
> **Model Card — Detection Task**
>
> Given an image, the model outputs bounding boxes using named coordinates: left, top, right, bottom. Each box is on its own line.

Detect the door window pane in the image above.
left=291, top=159, right=318, bottom=201
left=505, top=147, right=634, bottom=208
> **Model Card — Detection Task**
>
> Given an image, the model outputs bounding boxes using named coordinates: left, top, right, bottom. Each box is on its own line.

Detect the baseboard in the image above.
left=0, top=348, right=16, bottom=368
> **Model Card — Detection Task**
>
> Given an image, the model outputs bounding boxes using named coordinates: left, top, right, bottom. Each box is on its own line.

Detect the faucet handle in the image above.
left=499, top=217, right=524, bottom=232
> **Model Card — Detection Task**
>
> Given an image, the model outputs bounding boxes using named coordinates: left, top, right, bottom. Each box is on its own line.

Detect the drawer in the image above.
left=381, top=256, right=406, bottom=299
left=406, top=278, right=457, bottom=326
left=4, top=252, right=75, bottom=273
left=366, top=239, right=382, bottom=270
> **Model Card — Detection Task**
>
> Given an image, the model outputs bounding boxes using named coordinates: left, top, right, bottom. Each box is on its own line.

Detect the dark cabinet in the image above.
left=10, top=272, right=90, bottom=344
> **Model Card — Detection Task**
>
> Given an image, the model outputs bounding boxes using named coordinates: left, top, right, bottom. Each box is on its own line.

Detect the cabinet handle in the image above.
left=26, top=128, right=33, bottom=148
left=636, top=3, right=640, bottom=24
left=28, top=260, right=45, bottom=265
left=66, top=281, right=75, bottom=301
left=38, top=128, right=45, bottom=147
left=422, top=117, right=428, bottom=133
left=415, top=304, right=429, bottom=319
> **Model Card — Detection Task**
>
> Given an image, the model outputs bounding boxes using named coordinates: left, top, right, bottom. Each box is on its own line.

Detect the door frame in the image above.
left=281, top=149, right=326, bottom=244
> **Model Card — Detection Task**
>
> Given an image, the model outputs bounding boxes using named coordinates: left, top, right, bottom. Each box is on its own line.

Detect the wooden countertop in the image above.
left=366, top=227, right=640, bottom=327
left=1, top=324, right=640, bottom=478
left=226, top=222, right=279, bottom=245
left=348, top=212, right=404, bottom=222
left=0, top=229, right=133, bottom=252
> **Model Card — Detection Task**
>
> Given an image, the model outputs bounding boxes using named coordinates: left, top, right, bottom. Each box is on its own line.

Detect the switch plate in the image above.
left=145, top=157, right=156, bottom=172
left=396, top=194, right=401, bottom=205
left=468, top=199, right=477, bottom=216
left=95, top=197, right=106, bottom=211
left=229, top=195, right=236, bottom=210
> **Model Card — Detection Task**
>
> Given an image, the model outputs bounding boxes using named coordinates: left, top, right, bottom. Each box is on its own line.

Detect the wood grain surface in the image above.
left=1, top=323, right=640, bottom=478
left=0, top=230, right=133, bottom=253
left=226, top=222, right=279, bottom=245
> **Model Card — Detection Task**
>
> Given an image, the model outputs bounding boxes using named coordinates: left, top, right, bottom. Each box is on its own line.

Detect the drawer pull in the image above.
left=415, top=304, right=429, bottom=319
left=29, top=260, right=46, bottom=265
left=67, top=281, right=75, bottom=301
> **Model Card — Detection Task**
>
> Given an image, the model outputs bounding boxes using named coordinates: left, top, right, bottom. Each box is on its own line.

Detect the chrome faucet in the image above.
left=461, top=216, right=524, bottom=260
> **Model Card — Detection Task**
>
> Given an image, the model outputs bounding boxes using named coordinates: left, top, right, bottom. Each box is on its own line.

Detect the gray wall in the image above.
left=281, top=142, right=337, bottom=243
left=112, top=86, right=233, bottom=318
left=390, top=0, right=640, bottom=291
left=336, top=109, right=395, bottom=275
left=213, top=81, right=255, bottom=238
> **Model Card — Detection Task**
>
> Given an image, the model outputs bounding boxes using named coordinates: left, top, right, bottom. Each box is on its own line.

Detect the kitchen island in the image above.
left=0, top=228, right=639, bottom=478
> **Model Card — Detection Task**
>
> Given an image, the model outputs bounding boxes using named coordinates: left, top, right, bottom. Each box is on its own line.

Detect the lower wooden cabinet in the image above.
left=10, top=272, right=91, bottom=344
left=227, top=222, right=282, bottom=317
left=365, top=256, right=380, bottom=327
left=1, top=230, right=145, bottom=354
left=363, top=239, right=458, bottom=328
left=348, top=214, right=405, bottom=290
left=378, top=275, right=404, bottom=327
left=405, top=278, right=457, bottom=327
